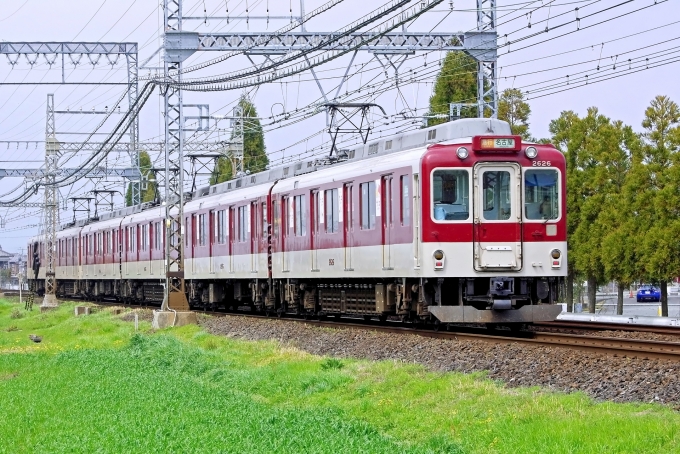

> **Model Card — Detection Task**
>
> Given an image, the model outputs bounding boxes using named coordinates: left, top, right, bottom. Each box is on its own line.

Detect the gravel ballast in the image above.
left=199, top=314, right=680, bottom=408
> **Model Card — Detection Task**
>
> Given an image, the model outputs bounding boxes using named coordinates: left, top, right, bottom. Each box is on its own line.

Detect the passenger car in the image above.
left=636, top=285, right=660, bottom=302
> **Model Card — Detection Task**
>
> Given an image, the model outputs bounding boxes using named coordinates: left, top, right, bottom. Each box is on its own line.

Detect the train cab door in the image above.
left=381, top=175, right=394, bottom=270
left=343, top=183, right=353, bottom=271
left=472, top=162, right=523, bottom=271
left=310, top=190, right=319, bottom=272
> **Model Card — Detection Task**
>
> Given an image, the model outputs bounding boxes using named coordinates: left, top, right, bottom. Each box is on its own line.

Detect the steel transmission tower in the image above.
left=477, top=0, right=497, bottom=117
left=42, top=94, right=59, bottom=308
left=162, top=0, right=190, bottom=310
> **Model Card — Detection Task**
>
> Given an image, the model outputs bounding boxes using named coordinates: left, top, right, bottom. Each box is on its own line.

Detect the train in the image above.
left=28, top=118, right=567, bottom=325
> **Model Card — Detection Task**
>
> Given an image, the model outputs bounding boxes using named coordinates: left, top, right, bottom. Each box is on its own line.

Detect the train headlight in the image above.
left=433, top=250, right=445, bottom=270
left=550, top=249, right=562, bottom=268
left=456, top=146, right=469, bottom=160
left=525, top=146, right=538, bottom=159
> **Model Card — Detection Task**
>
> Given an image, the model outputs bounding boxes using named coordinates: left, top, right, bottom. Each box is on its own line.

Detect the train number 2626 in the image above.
left=532, top=160, right=551, bottom=167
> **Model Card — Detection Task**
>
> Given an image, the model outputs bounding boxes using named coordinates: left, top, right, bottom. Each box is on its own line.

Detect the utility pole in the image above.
left=41, top=94, right=58, bottom=308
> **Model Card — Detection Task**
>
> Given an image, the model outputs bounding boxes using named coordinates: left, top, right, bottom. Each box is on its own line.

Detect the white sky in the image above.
left=0, top=0, right=678, bottom=252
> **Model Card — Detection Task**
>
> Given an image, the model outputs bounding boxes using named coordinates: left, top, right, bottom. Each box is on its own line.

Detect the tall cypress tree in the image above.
left=211, top=96, right=268, bottom=184
left=427, top=51, right=479, bottom=126
left=125, top=150, right=157, bottom=206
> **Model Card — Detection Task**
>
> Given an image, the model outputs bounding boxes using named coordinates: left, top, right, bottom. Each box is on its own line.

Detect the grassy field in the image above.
left=0, top=298, right=678, bottom=453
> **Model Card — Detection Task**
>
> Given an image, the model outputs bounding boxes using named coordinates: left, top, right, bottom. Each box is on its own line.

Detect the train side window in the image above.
left=524, top=169, right=559, bottom=220
left=324, top=189, right=339, bottom=233
left=142, top=224, right=149, bottom=251
left=238, top=206, right=247, bottom=242
left=261, top=203, right=267, bottom=234
left=400, top=176, right=411, bottom=226
left=197, top=213, right=207, bottom=246
left=360, top=181, right=376, bottom=230
left=216, top=210, right=226, bottom=244
left=272, top=199, right=280, bottom=236
left=294, top=194, right=306, bottom=236
left=154, top=222, right=162, bottom=249
left=431, top=169, right=469, bottom=222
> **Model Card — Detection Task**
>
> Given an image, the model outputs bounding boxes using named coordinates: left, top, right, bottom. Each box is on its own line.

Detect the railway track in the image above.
left=194, top=311, right=680, bottom=362
left=536, top=320, right=680, bottom=337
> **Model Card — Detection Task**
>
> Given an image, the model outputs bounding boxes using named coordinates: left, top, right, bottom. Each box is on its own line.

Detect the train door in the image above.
left=310, top=190, right=319, bottom=271
left=413, top=174, right=421, bottom=268
left=229, top=207, right=235, bottom=273
left=472, top=162, right=523, bottom=271
left=282, top=196, right=290, bottom=272
left=209, top=211, right=215, bottom=274
left=250, top=202, right=258, bottom=273
left=381, top=175, right=394, bottom=270
left=343, top=183, right=353, bottom=271
left=191, top=214, right=197, bottom=274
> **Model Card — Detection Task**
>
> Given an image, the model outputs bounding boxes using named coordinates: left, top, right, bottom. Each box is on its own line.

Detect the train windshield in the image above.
left=432, top=169, right=469, bottom=221
left=524, top=169, right=559, bottom=220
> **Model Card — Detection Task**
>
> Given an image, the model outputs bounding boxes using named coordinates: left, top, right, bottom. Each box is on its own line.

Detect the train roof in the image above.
left=57, top=118, right=511, bottom=231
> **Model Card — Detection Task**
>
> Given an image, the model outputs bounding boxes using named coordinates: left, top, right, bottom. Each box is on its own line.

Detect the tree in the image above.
left=596, top=121, right=639, bottom=314
left=549, top=110, right=582, bottom=312
left=427, top=51, right=479, bottom=126
left=125, top=150, right=157, bottom=206
left=498, top=88, right=532, bottom=139
left=211, top=96, right=268, bottom=184
left=635, top=95, right=680, bottom=316
left=550, top=109, right=630, bottom=313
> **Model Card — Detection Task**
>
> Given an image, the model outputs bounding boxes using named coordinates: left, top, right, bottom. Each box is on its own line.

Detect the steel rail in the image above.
left=193, top=311, right=680, bottom=362
left=536, top=321, right=680, bottom=337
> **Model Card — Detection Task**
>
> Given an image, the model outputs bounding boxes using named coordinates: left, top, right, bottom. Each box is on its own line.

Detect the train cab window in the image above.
left=400, top=176, right=410, bottom=226
left=360, top=181, right=376, bottom=230
left=324, top=189, right=339, bottom=233
left=482, top=171, right=512, bottom=221
left=525, top=169, right=559, bottom=220
left=431, top=169, right=469, bottom=221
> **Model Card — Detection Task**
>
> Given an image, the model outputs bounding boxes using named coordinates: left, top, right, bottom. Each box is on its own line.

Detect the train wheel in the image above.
left=378, top=314, right=388, bottom=324
left=433, top=319, right=441, bottom=332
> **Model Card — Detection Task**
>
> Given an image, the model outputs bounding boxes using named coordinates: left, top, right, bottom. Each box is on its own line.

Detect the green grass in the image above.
left=0, top=297, right=679, bottom=453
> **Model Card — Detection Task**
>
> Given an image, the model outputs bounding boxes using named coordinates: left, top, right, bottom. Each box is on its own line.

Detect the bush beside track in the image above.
left=0, top=297, right=678, bottom=454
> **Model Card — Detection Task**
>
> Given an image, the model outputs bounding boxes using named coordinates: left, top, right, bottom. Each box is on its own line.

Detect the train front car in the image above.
left=421, top=122, right=566, bottom=325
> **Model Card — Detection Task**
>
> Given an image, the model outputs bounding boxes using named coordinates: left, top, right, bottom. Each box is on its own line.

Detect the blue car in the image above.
left=636, top=285, right=661, bottom=302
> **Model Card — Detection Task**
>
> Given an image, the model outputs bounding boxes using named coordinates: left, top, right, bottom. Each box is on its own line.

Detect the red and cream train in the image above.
left=28, top=118, right=567, bottom=324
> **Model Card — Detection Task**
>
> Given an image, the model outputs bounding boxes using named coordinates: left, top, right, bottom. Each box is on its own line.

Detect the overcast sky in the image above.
left=0, top=0, right=678, bottom=252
